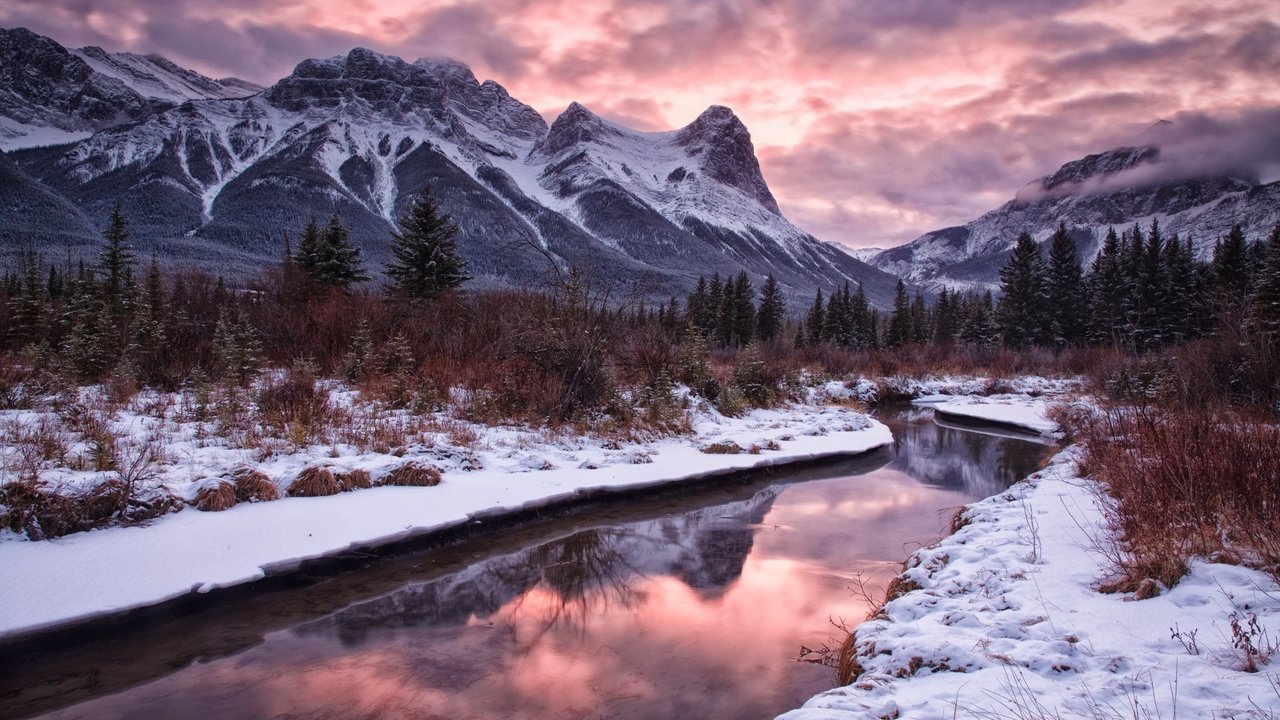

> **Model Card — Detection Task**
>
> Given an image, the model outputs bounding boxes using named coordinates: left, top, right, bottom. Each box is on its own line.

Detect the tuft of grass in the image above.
left=193, top=480, right=237, bottom=512
left=287, top=466, right=340, bottom=497
left=335, top=467, right=373, bottom=491
left=700, top=440, right=743, bottom=455
left=231, top=467, right=280, bottom=503
left=379, top=462, right=442, bottom=487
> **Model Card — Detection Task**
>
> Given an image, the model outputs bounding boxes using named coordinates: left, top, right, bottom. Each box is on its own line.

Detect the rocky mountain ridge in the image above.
left=870, top=144, right=1280, bottom=292
left=0, top=29, right=900, bottom=308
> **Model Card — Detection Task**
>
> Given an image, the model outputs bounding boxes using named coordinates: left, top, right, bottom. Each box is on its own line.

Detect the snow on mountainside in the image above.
left=871, top=145, right=1280, bottom=293
left=0, top=27, right=259, bottom=151
left=72, top=46, right=262, bottom=104
left=1, top=32, right=903, bottom=307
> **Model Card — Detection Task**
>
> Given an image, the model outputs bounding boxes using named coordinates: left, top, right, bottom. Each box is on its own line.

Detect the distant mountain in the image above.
left=869, top=145, right=1280, bottom=292
left=0, top=29, right=901, bottom=308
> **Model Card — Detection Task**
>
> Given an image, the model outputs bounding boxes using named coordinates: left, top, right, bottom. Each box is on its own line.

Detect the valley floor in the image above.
left=781, top=406, right=1280, bottom=720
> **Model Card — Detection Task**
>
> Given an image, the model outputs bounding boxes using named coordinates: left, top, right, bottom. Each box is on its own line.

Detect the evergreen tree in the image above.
left=1254, top=222, right=1280, bottom=338
left=909, top=292, right=928, bottom=344
left=730, top=271, right=756, bottom=346
left=1045, top=223, right=1086, bottom=347
left=385, top=189, right=470, bottom=299
left=1089, top=227, right=1127, bottom=345
left=99, top=204, right=136, bottom=322
left=885, top=279, right=911, bottom=348
left=805, top=288, right=825, bottom=345
left=685, top=276, right=708, bottom=337
left=756, top=274, right=785, bottom=342
left=996, top=232, right=1047, bottom=348
left=12, top=251, right=45, bottom=348
left=1213, top=224, right=1250, bottom=300
left=932, top=288, right=957, bottom=344
left=961, top=292, right=999, bottom=347
left=1159, top=234, right=1198, bottom=343
left=295, top=214, right=368, bottom=289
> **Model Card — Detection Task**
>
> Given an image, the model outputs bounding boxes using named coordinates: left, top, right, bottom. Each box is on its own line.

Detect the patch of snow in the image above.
left=780, top=448, right=1280, bottom=719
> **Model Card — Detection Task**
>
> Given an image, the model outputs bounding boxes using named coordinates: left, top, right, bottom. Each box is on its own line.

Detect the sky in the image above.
left=3, top=0, right=1279, bottom=249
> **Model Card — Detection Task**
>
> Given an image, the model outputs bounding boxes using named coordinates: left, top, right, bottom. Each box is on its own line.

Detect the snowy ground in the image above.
left=0, top=388, right=892, bottom=641
left=781, top=429, right=1280, bottom=718
left=920, top=394, right=1060, bottom=436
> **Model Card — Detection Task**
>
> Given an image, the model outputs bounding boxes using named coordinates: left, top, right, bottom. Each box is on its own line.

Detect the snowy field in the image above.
left=0, top=387, right=894, bottom=641
left=781, top=419, right=1280, bottom=718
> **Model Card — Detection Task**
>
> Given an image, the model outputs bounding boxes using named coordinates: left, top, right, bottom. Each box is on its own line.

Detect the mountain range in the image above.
left=868, top=144, right=1280, bottom=292
left=0, top=27, right=901, bottom=308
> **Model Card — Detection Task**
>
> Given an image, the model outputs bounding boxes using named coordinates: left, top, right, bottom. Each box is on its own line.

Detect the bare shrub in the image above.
left=379, top=462, right=442, bottom=487
left=0, top=476, right=181, bottom=540
left=194, top=480, right=237, bottom=512
left=257, top=366, right=334, bottom=444
left=1077, top=405, right=1280, bottom=589
left=231, top=467, right=281, bottom=503
left=287, top=466, right=340, bottom=497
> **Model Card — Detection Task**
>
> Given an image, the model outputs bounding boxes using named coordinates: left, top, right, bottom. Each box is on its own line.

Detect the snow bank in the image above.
left=780, top=448, right=1280, bottom=719
left=0, top=403, right=890, bottom=641
left=925, top=395, right=1058, bottom=436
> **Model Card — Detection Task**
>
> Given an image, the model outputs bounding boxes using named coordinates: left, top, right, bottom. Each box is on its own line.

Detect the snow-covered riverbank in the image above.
left=781, top=441, right=1280, bottom=718
left=0, top=398, right=892, bottom=641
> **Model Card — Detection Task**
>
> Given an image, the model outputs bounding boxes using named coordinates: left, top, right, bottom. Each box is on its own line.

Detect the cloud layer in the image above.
left=4, top=0, right=1278, bottom=248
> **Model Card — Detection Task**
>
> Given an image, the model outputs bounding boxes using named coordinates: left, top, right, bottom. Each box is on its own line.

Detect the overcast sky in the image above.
left=4, top=0, right=1278, bottom=249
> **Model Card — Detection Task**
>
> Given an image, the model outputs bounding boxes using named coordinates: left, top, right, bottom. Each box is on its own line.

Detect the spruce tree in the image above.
left=805, top=288, right=825, bottom=345
left=885, top=279, right=911, bottom=348
left=1213, top=224, right=1250, bottom=300
left=756, top=274, right=784, bottom=342
left=1254, top=221, right=1280, bottom=338
left=295, top=214, right=368, bottom=289
left=385, top=188, right=470, bottom=299
left=1089, top=227, right=1127, bottom=346
left=1045, top=223, right=1086, bottom=347
left=730, top=271, right=756, bottom=346
left=996, top=232, right=1047, bottom=348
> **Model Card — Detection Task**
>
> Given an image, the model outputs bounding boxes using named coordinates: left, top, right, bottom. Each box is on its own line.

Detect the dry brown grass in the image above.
left=194, top=480, right=237, bottom=512
left=231, top=467, right=281, bottom=503
left=379, top=462, right=442, bottom=487
left=0, top=478, right=181, bottom=540
left=700, top=440, right=743, bottom=455
left=287, top=466, right=340, bottom=497
left=1076, top=404, right=1280, bottom=591
left=335, top=468, right=373, bottom=491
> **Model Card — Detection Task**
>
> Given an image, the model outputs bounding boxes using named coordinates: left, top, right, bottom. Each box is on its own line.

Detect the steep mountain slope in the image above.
left=872, top=145, right=1280, bottom=292
left=0, top=28, right=258, bottom=151
left=2, top=37, right=901, bottom=307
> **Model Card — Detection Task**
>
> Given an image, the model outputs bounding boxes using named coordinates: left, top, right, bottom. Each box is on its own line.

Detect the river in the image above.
left=1, top=405, right=1052, bottom=720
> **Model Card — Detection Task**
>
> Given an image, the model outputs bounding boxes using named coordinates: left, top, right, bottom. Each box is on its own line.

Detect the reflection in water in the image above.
left=16, top=408, right=1050, bottom=720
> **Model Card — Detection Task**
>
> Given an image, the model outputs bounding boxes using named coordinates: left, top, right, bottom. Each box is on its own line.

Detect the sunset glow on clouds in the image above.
left=3, top=0, right=1278, bottom=248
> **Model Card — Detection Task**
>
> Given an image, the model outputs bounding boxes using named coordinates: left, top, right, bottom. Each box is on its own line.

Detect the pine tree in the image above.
left=805, top=288, right=825, bottom=345
left=1254, top=221, right=1280, bottom=338
left=1213, top=224, right=1250, bottom=300
left=730, top=271, right=756, bottom=346
left=295, top=214, right=368, bottom=289
left=99, top=204, right=136, bottom=321
left=885, top=279, right=911, bottom=348
left=12, top=251, right=45, bottom=348
left=1045, top=223, right=1086, bottom=347
left=756, top=274, right=784, bottom=342
left=996, top=232, right=1046, bottom=348
left=909, top=292, right=927, bottom=344
left=1089, top=227, right=1127, bottom=346
left=385, top=188, right=470, bottom=299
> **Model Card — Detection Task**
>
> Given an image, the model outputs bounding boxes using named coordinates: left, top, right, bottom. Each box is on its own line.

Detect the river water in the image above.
left=2, top=406, right=1052, bottom=720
